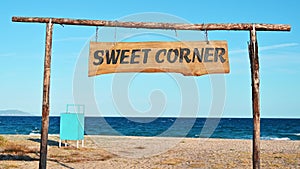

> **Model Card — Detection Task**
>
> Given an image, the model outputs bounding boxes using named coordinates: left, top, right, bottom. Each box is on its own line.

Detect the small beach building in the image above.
left=59, top=104, right=85, bottom=148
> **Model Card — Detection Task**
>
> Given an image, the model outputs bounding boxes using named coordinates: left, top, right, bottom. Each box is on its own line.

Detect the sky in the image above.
left=0, top=0, right=299, bottom=118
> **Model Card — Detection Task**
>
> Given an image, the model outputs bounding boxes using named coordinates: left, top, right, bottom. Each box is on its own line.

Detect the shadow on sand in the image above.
left=0, top=154, right=38, bottom=161
left=0, top=154, right=74, bottom=169
left=28, top=138, right=59, bottom=146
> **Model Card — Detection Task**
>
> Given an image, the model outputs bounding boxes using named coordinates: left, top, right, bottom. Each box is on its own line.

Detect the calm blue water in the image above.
left=0, top=116, right=299, bottom=140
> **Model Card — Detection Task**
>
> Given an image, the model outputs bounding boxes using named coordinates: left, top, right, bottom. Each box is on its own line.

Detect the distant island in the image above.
left=0, top=110, right=35, bottom=116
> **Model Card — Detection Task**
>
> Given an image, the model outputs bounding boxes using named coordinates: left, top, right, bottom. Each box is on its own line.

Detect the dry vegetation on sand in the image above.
left=0, top=135, right=299, bottom=169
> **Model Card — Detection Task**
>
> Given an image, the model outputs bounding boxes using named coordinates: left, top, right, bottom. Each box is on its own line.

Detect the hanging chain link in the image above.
left=95, top=26, right=99, bottom=42
left=205, top=29, right=209, bottom=44
left=114, top=20, right=118, bottom=45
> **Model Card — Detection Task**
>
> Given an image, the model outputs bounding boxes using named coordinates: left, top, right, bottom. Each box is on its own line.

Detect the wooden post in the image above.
left=11, top=17, right=291, bottom=169
left=248, top=26, right=260, bottom=169
left=39, top=19, right=53, bottom=169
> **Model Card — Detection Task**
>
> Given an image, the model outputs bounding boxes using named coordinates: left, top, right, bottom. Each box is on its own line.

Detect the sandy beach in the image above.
left=0, top=135, right=299, bottom=169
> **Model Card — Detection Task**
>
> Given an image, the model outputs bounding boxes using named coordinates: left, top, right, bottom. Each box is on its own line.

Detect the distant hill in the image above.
left=0, top=110, right=34, bottom=116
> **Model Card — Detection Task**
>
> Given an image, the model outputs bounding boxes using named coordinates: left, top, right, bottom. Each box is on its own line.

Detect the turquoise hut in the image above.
left=59, top=104, right=85, bottom=148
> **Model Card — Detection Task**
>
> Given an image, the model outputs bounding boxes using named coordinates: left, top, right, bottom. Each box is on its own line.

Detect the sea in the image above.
left=0, top=116, right=299, bottom=140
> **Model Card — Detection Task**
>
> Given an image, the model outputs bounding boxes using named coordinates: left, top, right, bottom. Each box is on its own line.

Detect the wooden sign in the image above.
left=89, top=41, right=229, bottom=76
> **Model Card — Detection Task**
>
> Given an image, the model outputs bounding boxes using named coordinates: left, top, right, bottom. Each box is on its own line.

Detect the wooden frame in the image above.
left=12, top=16, right=291, bottom=169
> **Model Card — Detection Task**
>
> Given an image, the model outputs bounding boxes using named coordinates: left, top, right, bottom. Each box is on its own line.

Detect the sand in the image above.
left=0, top=135, right=299, bottom=169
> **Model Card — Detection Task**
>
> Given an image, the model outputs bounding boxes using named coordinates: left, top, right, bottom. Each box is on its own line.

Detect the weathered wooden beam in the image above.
left=248, top=28, right=261, bottom=169
left=12, top=16, right=291, bottom=31
left=39, top=19, right=53, bottom=169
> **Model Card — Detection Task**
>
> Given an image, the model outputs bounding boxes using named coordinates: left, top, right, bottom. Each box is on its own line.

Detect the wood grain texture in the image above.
left=12, top=16, right=291, bottom=31
left=89, top=41, right=229, bottom=77
left=249, top=30, right=261, bottom=169
left=39, top=21, right=53, bottom=169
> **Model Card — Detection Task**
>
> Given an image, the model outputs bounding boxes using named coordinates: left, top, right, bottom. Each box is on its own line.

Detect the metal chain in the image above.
left=205, top=29, right=209, bottom=44
left=114, top=21, right=118, bottom=45
left=95, top=26, right=99, bottom=42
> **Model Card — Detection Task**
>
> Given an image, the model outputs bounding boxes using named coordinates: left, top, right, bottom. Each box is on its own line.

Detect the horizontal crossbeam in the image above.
left=12, top=16, right=291, bottom=31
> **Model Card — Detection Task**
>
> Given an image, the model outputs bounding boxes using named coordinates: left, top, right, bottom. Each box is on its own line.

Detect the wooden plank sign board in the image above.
left=89, top=41, right=229, bottom=76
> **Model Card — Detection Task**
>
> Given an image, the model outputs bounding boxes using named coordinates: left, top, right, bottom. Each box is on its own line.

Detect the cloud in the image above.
left=0, top=53, right=16, bottom=57
left=53, top=37, right=89, bottom=42
left=230, top=43, right=299, bottom=54
left=260, top=43, right=299, bottom=51
left=228, top=43, right=300, bottom=74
